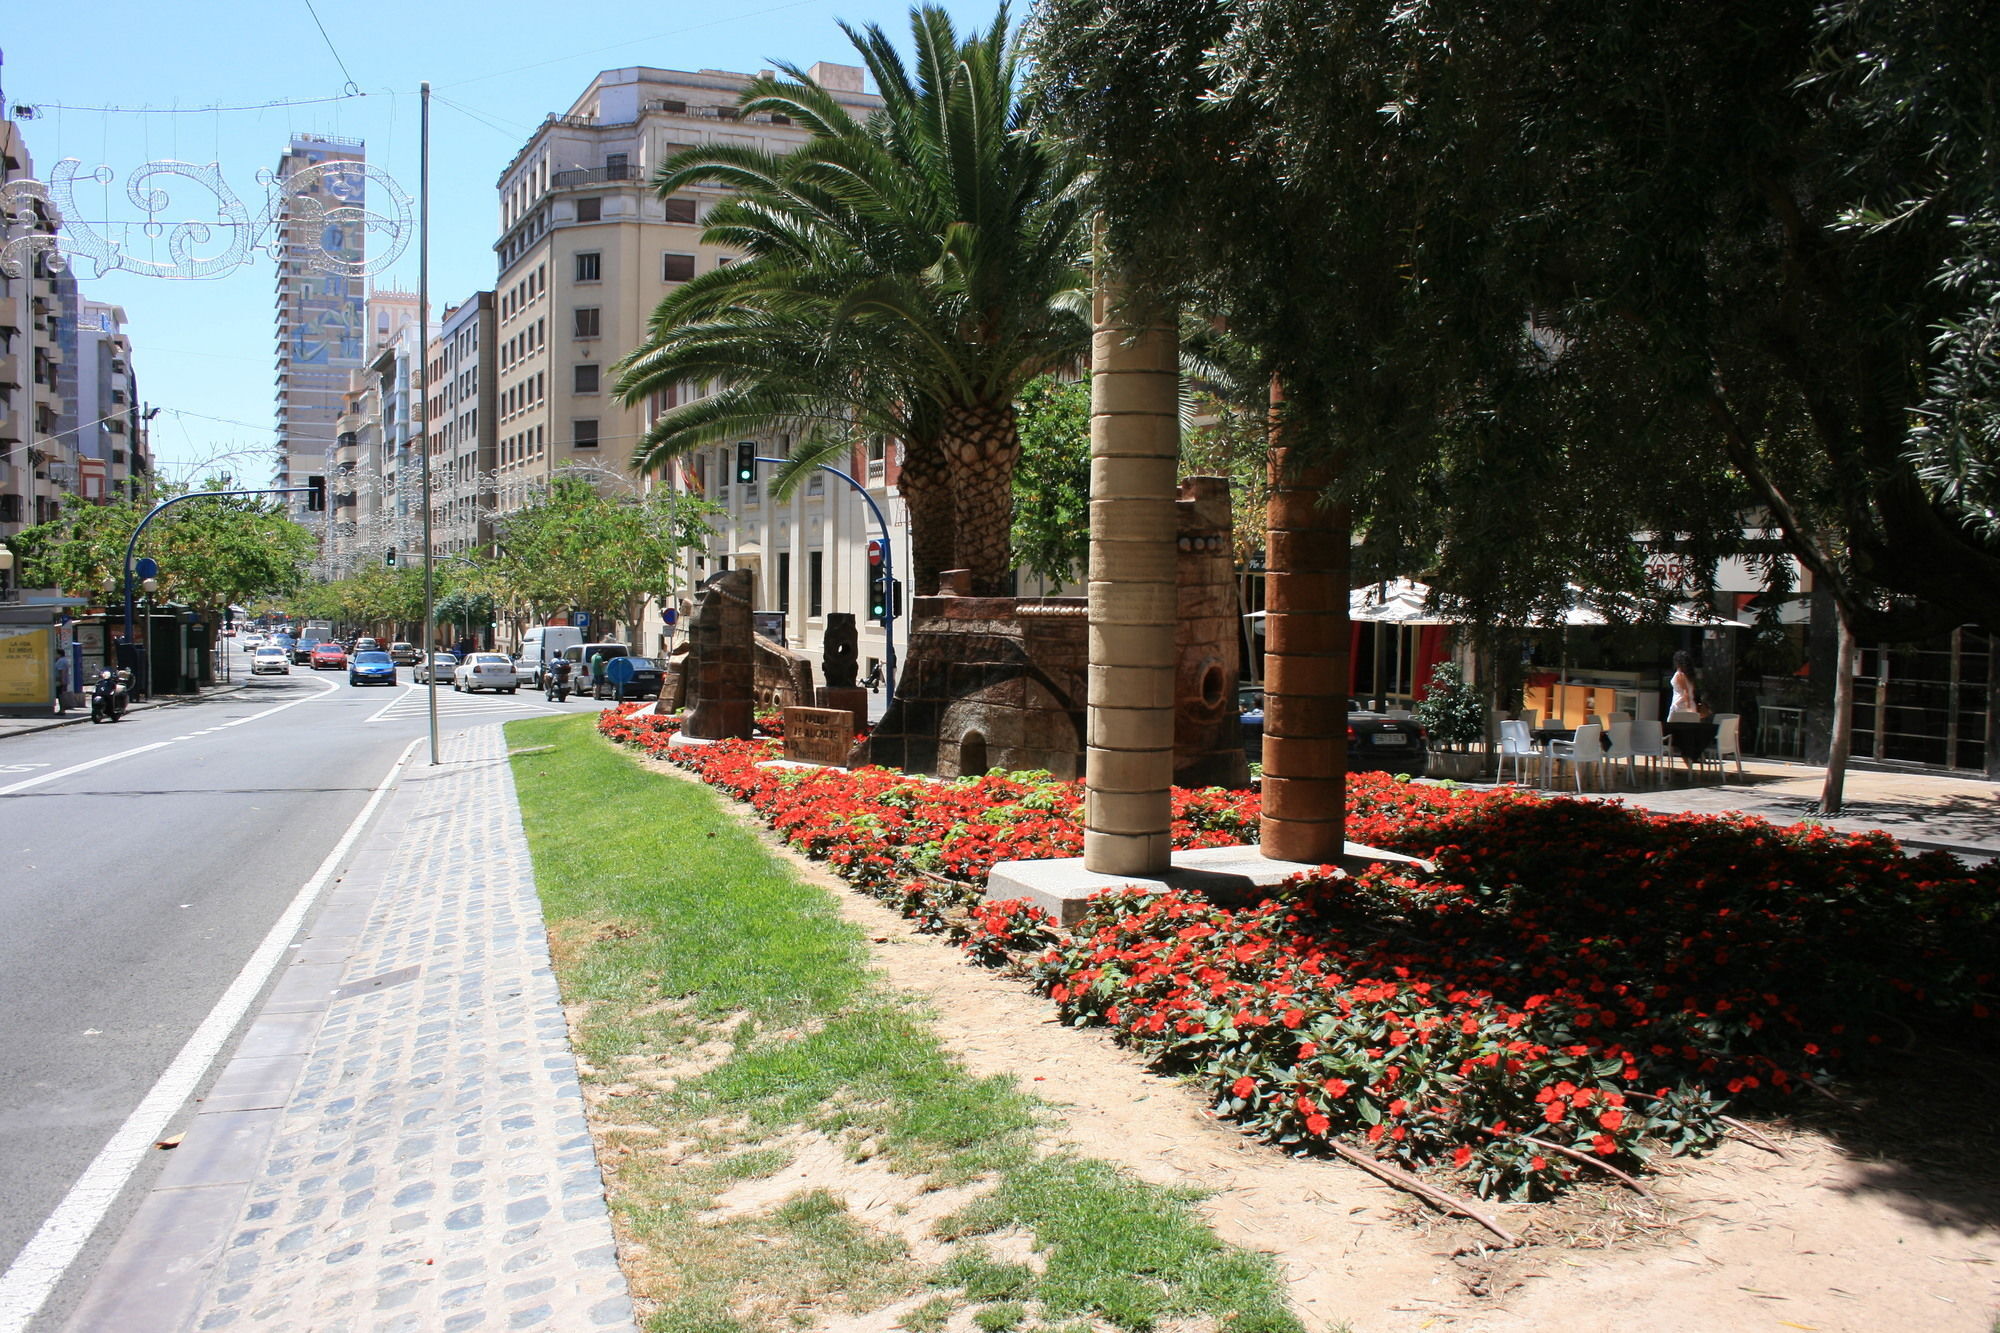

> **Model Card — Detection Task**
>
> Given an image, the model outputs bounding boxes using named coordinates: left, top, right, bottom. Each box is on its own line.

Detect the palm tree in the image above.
left=613, top=4, right=1091, bottom=596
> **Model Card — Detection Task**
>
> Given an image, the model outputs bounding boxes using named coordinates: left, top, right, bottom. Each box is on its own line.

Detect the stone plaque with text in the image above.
left=783, top=706, right=857, bottom=767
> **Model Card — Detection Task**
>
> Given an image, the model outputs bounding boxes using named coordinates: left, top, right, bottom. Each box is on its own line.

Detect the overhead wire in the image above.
left=300, top=0, right=363, bottom=96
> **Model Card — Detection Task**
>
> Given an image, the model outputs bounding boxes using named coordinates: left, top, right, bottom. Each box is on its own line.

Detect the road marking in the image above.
left=0, top=744, right=172, bottom=797
left=0, top=737, right=422, bottom=1333
left=0, top=680, right=340, bottom=799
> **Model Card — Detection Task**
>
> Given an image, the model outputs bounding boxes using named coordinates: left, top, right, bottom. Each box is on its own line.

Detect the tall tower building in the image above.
left=271, top=134, right=367, bottom=516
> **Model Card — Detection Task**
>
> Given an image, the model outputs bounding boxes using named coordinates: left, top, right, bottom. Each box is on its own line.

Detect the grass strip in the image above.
left=507, top=715, right=1304, bottom=1333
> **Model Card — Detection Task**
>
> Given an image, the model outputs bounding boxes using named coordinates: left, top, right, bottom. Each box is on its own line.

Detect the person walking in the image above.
left=588, top=650, right=606, bottom=700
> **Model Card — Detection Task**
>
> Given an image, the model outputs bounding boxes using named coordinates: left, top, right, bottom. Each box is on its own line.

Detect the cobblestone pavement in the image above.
left=66, top=725, right=634, bottom=1333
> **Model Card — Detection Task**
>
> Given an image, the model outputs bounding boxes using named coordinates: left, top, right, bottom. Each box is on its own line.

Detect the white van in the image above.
left=518, top=625, right=585, bottom=686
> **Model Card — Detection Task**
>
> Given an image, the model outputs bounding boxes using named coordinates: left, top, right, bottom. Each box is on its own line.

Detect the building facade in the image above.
left=1, top=112, right=85, bottom=538
left=75, top=300, right=151, bottom=500
left=271, top=134, right=368, bottom=518
left=490, top=63, right=922, bottom=673
left=432, top=292, right=496, bottom=555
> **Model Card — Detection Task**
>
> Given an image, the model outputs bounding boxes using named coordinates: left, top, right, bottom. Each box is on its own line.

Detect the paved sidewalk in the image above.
left=65, top=725, right=633, bottom=1333
left=1545, top=756, right=2000, bottom=860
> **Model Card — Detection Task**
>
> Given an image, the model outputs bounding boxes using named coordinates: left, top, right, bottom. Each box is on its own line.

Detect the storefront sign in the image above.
left=0, top=624, right=55, bottom=711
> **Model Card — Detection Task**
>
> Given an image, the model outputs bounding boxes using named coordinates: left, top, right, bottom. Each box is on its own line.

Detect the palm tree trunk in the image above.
left=942, top=402, right=1022, bottom=597
left=896, top=439, right=954, bottom=598
left=1260, top=378, right=1350, bottom=864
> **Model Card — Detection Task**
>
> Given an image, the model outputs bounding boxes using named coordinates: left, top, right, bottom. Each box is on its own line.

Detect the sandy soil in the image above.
left=641, top=757, right=2000, bottom=1333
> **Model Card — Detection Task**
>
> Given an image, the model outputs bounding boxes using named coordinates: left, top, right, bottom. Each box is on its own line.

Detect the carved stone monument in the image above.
left=783, top=706, right=858, bottom=767
left=822, top=613, right=858, bottom=688
left=682, top=568, right=754, bottom=740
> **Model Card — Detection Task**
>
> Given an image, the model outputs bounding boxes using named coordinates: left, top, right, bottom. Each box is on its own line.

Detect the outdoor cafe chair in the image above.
left=1629, top=719, right=1668, bottom=778
left=1498, top=720, right=1540, bottom=786
left=1548, top=722, right=1604, bottom=792
left=1601, top=717, right=1637, bottom=786
left=1703, top=713, right=1745, bottom=780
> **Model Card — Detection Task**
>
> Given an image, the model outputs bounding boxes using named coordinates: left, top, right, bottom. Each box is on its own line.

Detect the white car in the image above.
left=453, top=652, right=519, bottom=694
left=250, top=646, right=291, bottom=675
left=241, top=633, right=264, bottom=650
left=413, top=653, right=459, bottom=685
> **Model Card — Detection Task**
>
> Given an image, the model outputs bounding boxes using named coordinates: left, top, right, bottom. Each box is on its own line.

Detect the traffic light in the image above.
left=866, top=539, right=887, bottom=622
left=735, top=442, right=756, bottom=484
left=385, top=547, right=397, bottom=568
left=306, top=475, right=326, bottom=512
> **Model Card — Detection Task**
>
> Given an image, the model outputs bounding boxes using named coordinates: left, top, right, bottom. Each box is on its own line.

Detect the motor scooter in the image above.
left=90, top=667, right=131, bottom=723
left=544, top=659, right=572, bottom=703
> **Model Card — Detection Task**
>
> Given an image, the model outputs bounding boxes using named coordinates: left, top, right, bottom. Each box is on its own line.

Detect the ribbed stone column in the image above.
left=1261, top=381, right=1350, bottom=864
left=1084, top=274, right=1179, bottom=876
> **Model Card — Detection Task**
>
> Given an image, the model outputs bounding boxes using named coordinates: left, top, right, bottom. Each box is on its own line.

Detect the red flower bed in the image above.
left=599, top=707, right=1998, bottom=1198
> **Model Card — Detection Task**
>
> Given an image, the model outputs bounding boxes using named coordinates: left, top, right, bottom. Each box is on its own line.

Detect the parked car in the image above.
left=1239, top=689, right=1429, bottom=777
left=310, top=642, right=349, bottom=670
left=600, top=656, right=664, bottom=701
left=349, top=650, right=398, bottom=686
left=387, top=641, right=420, bottom=665
left=413, top=652, right=458, bottom=685
left=251, top=646, right=291, bottom=676
left=453, top=652, right=519, bottom=694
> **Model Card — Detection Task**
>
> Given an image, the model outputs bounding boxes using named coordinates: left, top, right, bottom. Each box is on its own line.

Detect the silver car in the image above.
left=251, top=646, right=291, bottom=676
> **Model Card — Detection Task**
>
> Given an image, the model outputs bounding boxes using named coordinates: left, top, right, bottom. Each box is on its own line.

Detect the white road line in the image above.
left=0, top=744, right=171, bottom=797
left=363, top=683, right=424, bottom=724
left=0, top=738, right=422, bottom=1333
left=0, top=679, right=340, bottom=799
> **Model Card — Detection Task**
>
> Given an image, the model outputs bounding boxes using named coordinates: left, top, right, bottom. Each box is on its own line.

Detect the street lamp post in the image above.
left=753, top=456, right=898, bottom=701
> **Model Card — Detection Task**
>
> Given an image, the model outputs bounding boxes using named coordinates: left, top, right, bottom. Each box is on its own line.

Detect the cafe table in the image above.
left=1663, top=720, right=1719, bottom=767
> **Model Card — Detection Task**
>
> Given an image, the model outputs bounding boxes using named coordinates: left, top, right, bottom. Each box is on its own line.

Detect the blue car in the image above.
left=348, top=650, right=399, bottom=686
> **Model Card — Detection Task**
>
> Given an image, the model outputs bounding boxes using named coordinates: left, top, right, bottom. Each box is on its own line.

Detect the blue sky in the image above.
left=4, top=0, right=1000, bottom=481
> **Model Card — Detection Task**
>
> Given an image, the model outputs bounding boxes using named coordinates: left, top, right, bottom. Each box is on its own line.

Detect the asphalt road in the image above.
left=0, top=664, right=602, bottom=1331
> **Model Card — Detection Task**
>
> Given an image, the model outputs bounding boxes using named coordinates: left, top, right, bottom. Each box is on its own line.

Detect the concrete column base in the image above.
left=986, top=842, right=1434, bottom=926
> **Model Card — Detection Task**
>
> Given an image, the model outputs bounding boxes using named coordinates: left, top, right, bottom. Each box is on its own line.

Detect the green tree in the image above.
left=14, top=483, right=316, bottom=623
left=614, top=5, right=1092, bottom=595
left=1032, top=0, right=2000, bottom=810
left=1010, top=374, right=1092, bottom=588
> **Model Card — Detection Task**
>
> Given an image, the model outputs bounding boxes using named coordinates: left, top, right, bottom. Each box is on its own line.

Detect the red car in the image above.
left=310, top=642, right=349, bottom=670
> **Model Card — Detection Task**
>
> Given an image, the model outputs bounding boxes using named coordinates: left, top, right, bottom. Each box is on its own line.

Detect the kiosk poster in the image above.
left=0, top=625, right=54, bottom=708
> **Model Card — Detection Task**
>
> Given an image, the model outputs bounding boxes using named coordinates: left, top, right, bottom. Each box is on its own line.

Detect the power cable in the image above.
left=18, top=92, right=364, bottom=115
left=437, top=0, right=827, bottom=91
left=300, top=0, right=363, bottom=96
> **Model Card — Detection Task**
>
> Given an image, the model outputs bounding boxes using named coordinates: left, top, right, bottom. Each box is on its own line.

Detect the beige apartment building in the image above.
left=490, top=63, right=923, bottom=670
left=430, top=291, right=496, bottom=556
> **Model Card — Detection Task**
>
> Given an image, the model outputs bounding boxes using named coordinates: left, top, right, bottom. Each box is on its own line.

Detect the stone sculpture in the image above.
left=682, top=568, right=754, bottom=740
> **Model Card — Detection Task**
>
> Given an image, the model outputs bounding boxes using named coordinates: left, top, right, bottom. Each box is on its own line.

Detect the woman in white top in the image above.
left=1668, top=649, right=1698, bottom=721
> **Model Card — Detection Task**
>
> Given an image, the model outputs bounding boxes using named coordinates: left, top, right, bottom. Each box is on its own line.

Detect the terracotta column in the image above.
left=1084, top=272, right=1179, bottom=876
left=1261, top=379, right=1350, bottom=862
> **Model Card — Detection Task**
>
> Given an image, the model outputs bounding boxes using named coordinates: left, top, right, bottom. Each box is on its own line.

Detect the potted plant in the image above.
left=1416, top=660, right=1488, bottom=780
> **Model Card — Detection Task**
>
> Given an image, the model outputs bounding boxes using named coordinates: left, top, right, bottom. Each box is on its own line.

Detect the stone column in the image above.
left=1084, top=273, right=1179, bottom=876
left=1261, top=379, right=1350, bottom=863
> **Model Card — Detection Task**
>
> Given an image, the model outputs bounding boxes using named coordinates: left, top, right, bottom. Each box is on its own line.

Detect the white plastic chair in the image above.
left=1601, top=717, right=1636, bottom=787
left=1629, top=719, right=1667, bottom=779
left=1706, top=714, right=1745, bottom=780
left=1548, top=722, right=1603, bottom=792
left=1498, top=720, right=1540, bottom=786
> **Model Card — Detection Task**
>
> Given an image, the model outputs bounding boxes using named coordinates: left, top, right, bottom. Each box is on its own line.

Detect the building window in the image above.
left=777, top=551, right=791, bottom=615
left=575, top=196, right=602, bottom=223
left=575, top=251, right=601, bottom=282
left=606, top=152, right=629, bottom=179
left=573, top=419, right=599, bottom=449
left=664, top=197, right=696, bottom=224
left=809, top=550, right=824, bottom=618
left=573, top=307, right=601, bottom=338
left=661, top=252, right=695, bottom=282
left=574, top=363, right=600, bottom=394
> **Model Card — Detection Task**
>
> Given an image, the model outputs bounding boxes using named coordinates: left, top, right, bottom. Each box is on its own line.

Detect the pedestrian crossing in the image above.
left=361, top=683, right=575, bottom=724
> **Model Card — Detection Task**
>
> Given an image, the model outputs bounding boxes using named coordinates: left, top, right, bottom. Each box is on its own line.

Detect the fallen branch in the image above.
left=1518, top=1135, right=1651, bottom=1197
left=1717, top=1115, right=1788, bottom=1158
left=1328, top=1143, right=1523, bottom=1247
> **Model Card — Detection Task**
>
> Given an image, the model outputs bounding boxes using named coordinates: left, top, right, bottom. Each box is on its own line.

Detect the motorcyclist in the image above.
left=546, top=657, right=573, bottom=701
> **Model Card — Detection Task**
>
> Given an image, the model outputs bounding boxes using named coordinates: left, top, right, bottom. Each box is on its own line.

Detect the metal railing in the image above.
left=550, top=164, right=636, bottom=190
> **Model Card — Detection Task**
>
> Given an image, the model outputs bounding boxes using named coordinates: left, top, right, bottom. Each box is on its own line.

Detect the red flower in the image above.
left=1306, top=1113, right=1330, bottom=1135
left=1322, top=1079, right=1350, bottom=1098
left=1597, top=1109, right=1625, bottom=1131
left=1231, top=1076, right=1256, bottom=1099
left=1591, top=1134, right=1617, bottom=1156
left=1452, top=1146, right=1472, bottom=1168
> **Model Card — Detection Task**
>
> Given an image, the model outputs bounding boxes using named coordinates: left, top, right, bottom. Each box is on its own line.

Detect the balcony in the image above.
left=550, top=164, right=636, bottom=190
